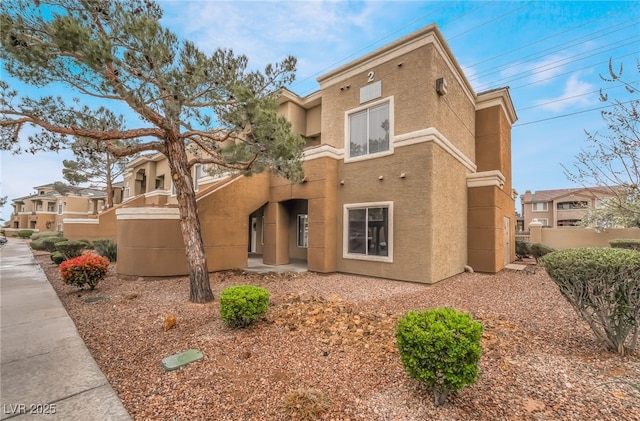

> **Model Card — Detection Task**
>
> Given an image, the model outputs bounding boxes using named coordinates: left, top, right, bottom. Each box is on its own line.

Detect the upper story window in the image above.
left=532, top=202, right=548, bottom=212
left=47, top=203, right=55, bottom=212
left=347, top=99, right=391, bottom=161
left=124, top=182, right=130, bottom=199
left=557, top=201, right=588, bottom=210
left=57, top=203, right=63, bottom=214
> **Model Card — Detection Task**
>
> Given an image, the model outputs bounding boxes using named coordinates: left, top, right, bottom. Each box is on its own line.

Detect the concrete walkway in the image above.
left=0, top=239, right=130, bottom=420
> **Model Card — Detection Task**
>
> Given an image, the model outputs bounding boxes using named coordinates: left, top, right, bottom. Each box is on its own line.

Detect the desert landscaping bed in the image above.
left=35, top=252, right=639, bottom=421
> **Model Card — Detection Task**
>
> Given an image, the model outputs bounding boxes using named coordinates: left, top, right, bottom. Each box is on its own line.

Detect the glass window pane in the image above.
left=368, top=103, right=389, bottom=154
left=367, top=207, right=388, bottom=256
left=348, top=209, right=367, bottom=254
left=349, top=110, right=368, bottom=157
left=297, top=214, right=308, bottom=248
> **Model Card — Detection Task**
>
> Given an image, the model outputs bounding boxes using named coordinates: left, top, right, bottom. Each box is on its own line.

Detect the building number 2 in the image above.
left=367, top=71, right=374, bottom=82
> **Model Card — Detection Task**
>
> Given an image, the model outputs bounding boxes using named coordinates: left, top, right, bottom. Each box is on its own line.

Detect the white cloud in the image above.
left=534, top=73, right=596, bottom=112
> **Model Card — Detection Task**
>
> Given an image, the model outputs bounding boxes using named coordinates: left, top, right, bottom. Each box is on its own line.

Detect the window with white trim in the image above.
left=124, top=182, right=130, bottom=198
left=297, top=214, right=308, bottom=248
left=194, top=164, right=203, bottom=191
left=57, top=203, right=63, bottom=214
left=532, top=202, right=548, bottom=212
left=343, top=202, right=392, bottom=261
left=348, top=101, right=390, bottom=159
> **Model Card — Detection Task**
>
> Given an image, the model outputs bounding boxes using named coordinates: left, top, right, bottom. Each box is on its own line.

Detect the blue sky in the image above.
left=1, top=0, right=639, bottom=222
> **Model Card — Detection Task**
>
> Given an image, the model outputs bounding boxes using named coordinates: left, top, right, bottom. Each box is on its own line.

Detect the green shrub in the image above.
left=220, top=285, right=270, bottom=328
left=55, top=240, right=87, bottom=259
left=50, top=251, right=66, bottom=265
left=396, top=308, right=483, bottom=406
left=79, top=239, right=94, bottom=250
left=17, top=230, right=34, bottom=239
left=41, top=236, right=68, bottom=252
left=610, top=238, right=640, bottom=251
left=30, top=239, right=49, bottom=251
left=530, top=243, right=554, bottom=263
left=543, top=248, right=640, bottom=355
left=93, top=239, right=117, bottom=262
left=59, top=254, right=110, bottom=290
left=31, top=231, right=62, bottom=240
left=516, top=241, right=531, bottom=259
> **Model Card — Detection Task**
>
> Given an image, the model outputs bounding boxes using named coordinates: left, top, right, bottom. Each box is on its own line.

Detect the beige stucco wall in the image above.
left=336, top=141, right=468, bottom=283
left=529, top=225, right=640, bottom=249
left=64, top=207, right=118, bottom=241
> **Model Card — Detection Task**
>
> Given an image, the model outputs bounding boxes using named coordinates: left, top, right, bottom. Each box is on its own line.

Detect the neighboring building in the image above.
left=9, top=183, right=120, bottom=232
left=520, top=187, right=618, bottom=229
left=65, top=24, right=518, bottom=284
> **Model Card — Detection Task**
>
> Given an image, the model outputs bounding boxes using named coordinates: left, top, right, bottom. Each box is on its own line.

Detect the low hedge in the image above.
left=31, top=231, right=62, bottom=241
left=609, top=238, right=640, bottom=251
left=17, top=230, right=34, bottom=239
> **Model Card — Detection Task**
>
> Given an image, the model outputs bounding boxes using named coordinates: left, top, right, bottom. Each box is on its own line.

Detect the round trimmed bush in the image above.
left=50, top=251, right=66, bottom=265
left=396, top=307, right=483, bottom=406
left=55, top=240, right=87, bottom=259
left=220, top=285, right=270, bottom=328
left=42, top=236, right=68, bottom=252
left=30, top=238, right=49, bottom=251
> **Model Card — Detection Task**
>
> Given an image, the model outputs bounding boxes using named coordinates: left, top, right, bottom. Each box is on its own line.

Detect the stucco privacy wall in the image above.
left=116, top=207, right=186, bottom=276
left=63, top=207, right=117, bottom=241
left=529, top=225, right=640, bottom=249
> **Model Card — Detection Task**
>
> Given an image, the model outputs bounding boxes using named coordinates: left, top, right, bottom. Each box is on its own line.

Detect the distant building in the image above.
left=9, top=183, right=121, bottom=232
left=520, top=187, right=617, bottom=229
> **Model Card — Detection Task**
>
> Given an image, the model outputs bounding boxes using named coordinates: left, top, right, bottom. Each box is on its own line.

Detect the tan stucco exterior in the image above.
left=59, top=23, right=518, bottom=282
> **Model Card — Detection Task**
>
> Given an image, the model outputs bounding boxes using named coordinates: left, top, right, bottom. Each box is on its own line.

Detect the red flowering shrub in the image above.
left=59, top=254, right=110, bottom=290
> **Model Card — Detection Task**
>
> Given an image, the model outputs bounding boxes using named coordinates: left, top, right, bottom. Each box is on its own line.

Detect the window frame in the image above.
left=344, top=97, right=394, bottom=163
left=343, top=201, right=393, bottom=262
left=532, top=202, right=548, bottom=212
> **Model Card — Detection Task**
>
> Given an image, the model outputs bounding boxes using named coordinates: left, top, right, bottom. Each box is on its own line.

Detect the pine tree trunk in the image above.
left=166, top=139, right=214, bottom=303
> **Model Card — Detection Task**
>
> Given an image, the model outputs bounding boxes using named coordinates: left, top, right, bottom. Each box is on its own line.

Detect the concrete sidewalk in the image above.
left=0, top=239, right=130, bottom=420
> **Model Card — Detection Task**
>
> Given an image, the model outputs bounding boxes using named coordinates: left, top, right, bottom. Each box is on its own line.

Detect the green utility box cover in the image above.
left=162, top=349, right=204, bottom=371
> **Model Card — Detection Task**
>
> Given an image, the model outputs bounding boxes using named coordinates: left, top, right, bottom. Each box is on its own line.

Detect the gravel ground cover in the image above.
left=35, top=252, right=639, bottom=421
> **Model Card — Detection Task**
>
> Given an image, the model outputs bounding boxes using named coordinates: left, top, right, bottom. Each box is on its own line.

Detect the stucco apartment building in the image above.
left=64, top=24, right=518, bottom=284
left=520, top=187, right=617, bottom=229
left=9, top=183, right=120, bottom=232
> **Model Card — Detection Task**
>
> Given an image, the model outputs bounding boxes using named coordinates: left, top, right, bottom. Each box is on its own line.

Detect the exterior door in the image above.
left=503, top=216, right=511, bottom=266
left=250, top=217, right=257, bottom=253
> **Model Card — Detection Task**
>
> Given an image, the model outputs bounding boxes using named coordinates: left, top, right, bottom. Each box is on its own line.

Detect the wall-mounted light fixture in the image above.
left=436, top=77, right=448, bottom=96
left=378, top=175, right=384, bottom=180
left=399, top=173, right=406, bottom=178
left=339, top=180, right=345, bottom=185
